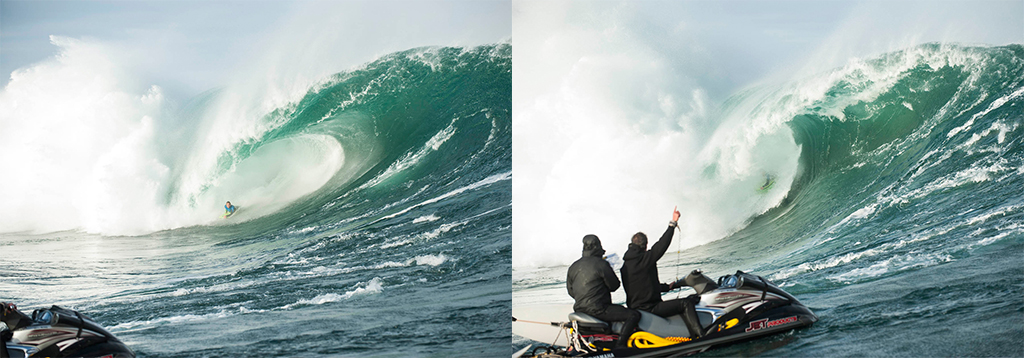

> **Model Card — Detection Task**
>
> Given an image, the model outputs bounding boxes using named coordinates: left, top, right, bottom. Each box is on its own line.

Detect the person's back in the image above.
left=567, top=238, right=617, bottom=314
left=620, top=207, right=705, bottom=338
left=621, top=227, right=674, bottom=310
left=566, top=234, right=640, bottom=348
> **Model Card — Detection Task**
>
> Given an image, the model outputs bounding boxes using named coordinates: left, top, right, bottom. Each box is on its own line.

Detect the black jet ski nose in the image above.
left=2, top=304, right=135, bottom=358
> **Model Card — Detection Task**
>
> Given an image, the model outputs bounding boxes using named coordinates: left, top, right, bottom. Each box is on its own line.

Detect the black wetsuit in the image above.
left=621, top=225, right=704, bottom=337
left=567, top=236, right=640, bottom=348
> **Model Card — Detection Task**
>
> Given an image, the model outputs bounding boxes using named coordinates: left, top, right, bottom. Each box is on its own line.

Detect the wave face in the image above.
left=1, top=43, right=511, bottom=356
left=515, top=44, right=1023, bottom=356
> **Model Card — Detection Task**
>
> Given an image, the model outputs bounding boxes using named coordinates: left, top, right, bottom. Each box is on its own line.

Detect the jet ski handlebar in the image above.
left=669, top=270, right=800, bottom=303
left=668, top=269, right=721, bottom=295
left=0, top=302, right=31, bottom=331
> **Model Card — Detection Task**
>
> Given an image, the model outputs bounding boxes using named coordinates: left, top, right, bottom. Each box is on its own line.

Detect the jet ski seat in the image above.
left=568, top=312, right=614, bottom=333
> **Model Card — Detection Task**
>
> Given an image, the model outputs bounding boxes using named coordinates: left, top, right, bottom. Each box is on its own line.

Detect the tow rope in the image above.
left=512, top=316, right=561, bottom=326
left=675, top=223, right=682, bottom=299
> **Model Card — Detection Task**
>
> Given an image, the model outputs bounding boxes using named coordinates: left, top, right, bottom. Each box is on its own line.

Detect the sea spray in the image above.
left=0, top=36, right=171, bottom=234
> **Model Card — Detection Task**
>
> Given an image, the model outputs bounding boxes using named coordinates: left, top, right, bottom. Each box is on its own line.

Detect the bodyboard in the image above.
left=222, top=206, right=240, bottom=219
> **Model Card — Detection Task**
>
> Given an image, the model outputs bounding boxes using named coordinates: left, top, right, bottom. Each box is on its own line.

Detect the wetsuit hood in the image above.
left=582, top=234, right=605, bottom=257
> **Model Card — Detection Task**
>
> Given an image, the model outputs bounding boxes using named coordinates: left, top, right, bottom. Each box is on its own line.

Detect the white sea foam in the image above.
left=829, top=252, right=953, bottom=283
left=974, top=220, right=1022, bottom=247
left=421, top=222, right=463, bottom=240
left=379, top=238, right=416, bottom=250
left=413, top=214, right=441, bottom=223
left=947, top=85, right=1024, bottom=138
left=771, top=246, right=886, bottom=281
left=412, top=254, right=448, bottom=266
left=267, top=251, right=450, bottom=282
left=107, top=305, right=264, bottom=332
left=289, top=293, right=347, bottom=308
left=281, top=277, right=384, bottom=310
left=290, top=225, right=320, bottom=234
left=358, top=119, right=457, bottom=190
left=379, top=171, right=511, bottom=222
left=848, top=204, right=877, bottom=221
left=777, top=203, right=1021, bottom=282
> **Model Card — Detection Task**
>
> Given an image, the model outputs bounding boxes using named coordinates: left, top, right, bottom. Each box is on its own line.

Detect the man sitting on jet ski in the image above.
left=567, top=235, right=641, bottom=348
left=620, top=206, right=705, bottom=339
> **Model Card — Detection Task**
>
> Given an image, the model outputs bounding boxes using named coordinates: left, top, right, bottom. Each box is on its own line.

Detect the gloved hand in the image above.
left=0, top=302, right=13, bottom=319
left=668, top=277, right=687, bottom=290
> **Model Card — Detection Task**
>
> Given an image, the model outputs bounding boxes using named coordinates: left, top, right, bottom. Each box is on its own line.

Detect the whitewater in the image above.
left=0, top=35, right=512, bottom=356
left=514, top=43, right=1023, bottom=356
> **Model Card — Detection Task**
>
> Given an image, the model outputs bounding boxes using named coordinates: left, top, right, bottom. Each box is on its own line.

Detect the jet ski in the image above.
left=518, top=270, right=817, bottom=357
left=2, top=302, right=135, bottom=358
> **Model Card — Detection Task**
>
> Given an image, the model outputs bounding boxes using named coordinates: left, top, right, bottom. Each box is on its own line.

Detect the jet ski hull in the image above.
left=2, top=305, right=135, bottom=358
left=517, top=271, right=818, bottom=358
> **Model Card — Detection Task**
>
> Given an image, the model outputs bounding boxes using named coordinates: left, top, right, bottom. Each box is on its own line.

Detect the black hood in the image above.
left=582, top=234, right=605, bottom=257
left=623, top=243, right=646, bottom=261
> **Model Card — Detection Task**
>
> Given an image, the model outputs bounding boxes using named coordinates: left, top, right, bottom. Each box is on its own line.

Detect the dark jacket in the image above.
left=567, top=239, right=620, bottom=315
left=620, top=225, right=674, bottom=310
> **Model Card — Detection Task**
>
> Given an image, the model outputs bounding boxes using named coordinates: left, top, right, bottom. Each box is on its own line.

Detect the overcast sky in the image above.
left=1, top=0, right=512, bottom=99
left=514, top=0, right=1024, bottom=109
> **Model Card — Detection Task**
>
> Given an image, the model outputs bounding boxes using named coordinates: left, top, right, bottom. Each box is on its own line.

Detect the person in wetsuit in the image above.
left=567, top=234, right=640, bottom=348
left=620, top=206, right=705, bottom=338
left=224, top=201, right=236, bottom=215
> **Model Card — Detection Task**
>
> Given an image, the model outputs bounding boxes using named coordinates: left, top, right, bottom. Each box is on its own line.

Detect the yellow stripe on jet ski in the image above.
left=628, top=331, right=691, bottom=348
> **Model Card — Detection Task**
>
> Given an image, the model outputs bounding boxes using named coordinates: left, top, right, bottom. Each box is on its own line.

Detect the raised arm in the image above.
left=648, top=206, right=681, bottom=261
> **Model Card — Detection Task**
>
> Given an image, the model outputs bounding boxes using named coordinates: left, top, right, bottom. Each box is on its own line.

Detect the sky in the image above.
left=1, top=0, right=512, bottom=99
left=514, top=0, right=1024, bottom=111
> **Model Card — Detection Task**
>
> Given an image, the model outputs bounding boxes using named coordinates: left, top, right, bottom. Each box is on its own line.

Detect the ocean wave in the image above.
left=281, top=277, right=384, bottom=310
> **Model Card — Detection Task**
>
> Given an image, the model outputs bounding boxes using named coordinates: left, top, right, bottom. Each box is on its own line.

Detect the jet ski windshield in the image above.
left=717, top=270, right=799, bottom=303
left=719, top=274, right=740, bottom=288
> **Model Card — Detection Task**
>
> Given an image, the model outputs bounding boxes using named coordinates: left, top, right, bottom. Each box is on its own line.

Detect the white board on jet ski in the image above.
left=512, top=304, right=575, bottom=347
